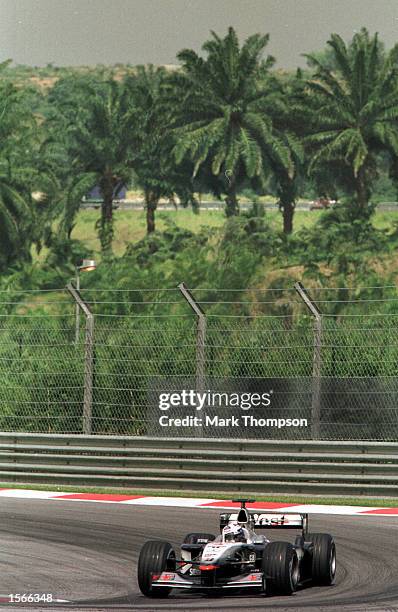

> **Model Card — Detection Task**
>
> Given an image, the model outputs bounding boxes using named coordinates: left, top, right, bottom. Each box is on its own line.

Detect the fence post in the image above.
left=67, top=282, right=94, bottom=435
left=178, top=283, right=206, bottom=438
left=178, top=283, right=206, bottom=392
left=294, top=282, right=322, bottom=439
left=75, top=267, right=80, bottom=346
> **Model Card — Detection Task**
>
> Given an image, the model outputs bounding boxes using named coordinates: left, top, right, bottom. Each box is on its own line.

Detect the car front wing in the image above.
left=151, top=570, right=263, bottom=590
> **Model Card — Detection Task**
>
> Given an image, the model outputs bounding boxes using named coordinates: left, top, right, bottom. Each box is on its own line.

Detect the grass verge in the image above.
left=70, top=207, right=398, bottom=260
left=0, top=482, right=397, bottom=507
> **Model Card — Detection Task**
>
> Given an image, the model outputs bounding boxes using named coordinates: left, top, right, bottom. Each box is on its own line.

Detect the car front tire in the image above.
left=262, top=541, right=299, bottom=595
left=137, top=540, right=175, bottom=598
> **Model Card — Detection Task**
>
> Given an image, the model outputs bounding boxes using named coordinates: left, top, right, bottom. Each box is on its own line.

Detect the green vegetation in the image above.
left=0, top=26, right=397, bottom=274
left=303, top=30, right=398, bottom=219
left=66, top=206, right=395, bottom=258
left=169, top=28, right=295, bottom=218
left=0, top=27, right=398, bottom=440
left=71, top=207, right=226, bottom=256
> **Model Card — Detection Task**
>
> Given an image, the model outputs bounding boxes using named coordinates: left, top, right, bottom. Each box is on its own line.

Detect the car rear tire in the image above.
left=183, top=532, right=216, bottom=544
left=307, top=533, right=336, bottom=585
left=137, top=540, right=175, bottom=598
left=262, top=541, right=299, bottom=595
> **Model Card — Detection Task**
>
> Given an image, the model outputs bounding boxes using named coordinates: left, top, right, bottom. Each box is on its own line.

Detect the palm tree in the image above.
left=126, top=65, right=196, bottom=234
left=43, top=75, right=100, bottom=241
left=51, top=78, right=136, bottom=254
left=267, top=72, right=306, bottom=233
left=168, top=27, right=293, bottom=216
left=0, top=72, right=50, bottom=269
left=127, top=65, right=165, bottom=234
left=303, top=29, right=398, bottom=217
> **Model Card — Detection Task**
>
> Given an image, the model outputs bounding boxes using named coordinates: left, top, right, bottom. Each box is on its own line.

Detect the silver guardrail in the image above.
left=1, top=433, right=397, bottom=497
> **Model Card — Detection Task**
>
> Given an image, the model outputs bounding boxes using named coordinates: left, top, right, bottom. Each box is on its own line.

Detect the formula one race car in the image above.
left=137, top=499, right=336, bottom=598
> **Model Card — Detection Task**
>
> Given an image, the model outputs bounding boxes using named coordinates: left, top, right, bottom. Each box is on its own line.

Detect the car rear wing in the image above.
left=220, top=511, right=308, bottom=535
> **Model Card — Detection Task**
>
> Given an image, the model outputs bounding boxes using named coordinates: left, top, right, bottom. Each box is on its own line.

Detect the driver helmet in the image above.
left=222, top=522, right=247, bottom=543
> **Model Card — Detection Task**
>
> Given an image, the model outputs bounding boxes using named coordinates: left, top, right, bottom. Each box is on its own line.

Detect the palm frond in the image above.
left=327, top=34, right=352, bottom=82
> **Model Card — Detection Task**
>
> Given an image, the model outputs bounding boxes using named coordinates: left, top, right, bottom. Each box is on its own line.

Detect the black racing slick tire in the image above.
left=307, top=533, right=336, bottom=585
left=262, top=541, right=299, bottom=596
left=137, top=540, right=176, bottom=598
left=183, top=533, right=216, bottom=544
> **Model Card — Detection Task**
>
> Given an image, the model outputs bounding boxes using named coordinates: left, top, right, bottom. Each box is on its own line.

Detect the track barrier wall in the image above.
left=1, top=433, right=397, bottom=497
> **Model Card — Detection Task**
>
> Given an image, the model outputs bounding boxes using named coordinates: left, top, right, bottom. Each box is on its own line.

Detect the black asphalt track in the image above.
left=1, top=498, right=398, bottom=611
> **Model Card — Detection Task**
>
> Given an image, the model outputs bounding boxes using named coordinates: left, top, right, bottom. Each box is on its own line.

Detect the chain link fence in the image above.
left=0, top=284, right=396, bottom=440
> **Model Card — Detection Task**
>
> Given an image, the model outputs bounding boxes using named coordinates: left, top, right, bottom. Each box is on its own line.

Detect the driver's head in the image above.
left=222, top=523, right=246, bottom=543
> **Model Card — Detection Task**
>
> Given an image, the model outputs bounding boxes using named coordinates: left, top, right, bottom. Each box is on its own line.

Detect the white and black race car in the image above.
left=137, top=498, right=336, bottom=598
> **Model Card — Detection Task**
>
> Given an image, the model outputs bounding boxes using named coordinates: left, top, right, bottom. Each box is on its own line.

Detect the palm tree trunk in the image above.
left=279, top=178, right=296, bottom=234
left=99, top=175, right=115, bottom=254
left=354, top=167, right=370, bottom=216
left=225, top=183, right=239, bottom=217
left=282, top=203, right=294, bottom=234
left=145, top=189, right=158, bottom=233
